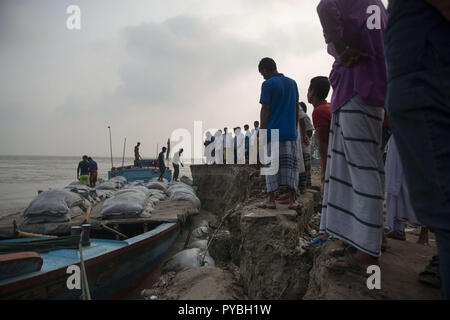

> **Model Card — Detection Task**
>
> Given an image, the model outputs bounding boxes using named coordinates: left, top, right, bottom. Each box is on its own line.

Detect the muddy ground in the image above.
left=123, top=164, right=441, bottom=300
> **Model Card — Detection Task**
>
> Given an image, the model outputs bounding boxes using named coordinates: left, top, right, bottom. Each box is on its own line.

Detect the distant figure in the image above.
left=250, top=121, right=260, bottom=164
left=222, top=128, right=228, bottom=164
left=172, top=149, right=184, bottom=181
left=258, top=57, right=300, bottom=210
left=214, top=130, right=223, bottom=164
left=204, top=131, right=215, bottom=164
left=298, top=102, right=314, bottom=192
left=244, top=124, right=251, bottom=164
left=309, top=76, right=331, bottom=184
left=77, top=155, right=91, bottom=186
left=385, top=136, right=428, bottom=244
left=134, top=142, right=142, bottom=167
left=234, top=127, right=244, bottom=164
left=88, top=157, right=98, bottom=187
left=296, top=103, right=307, bottom=194
left=157, top=147, right=167, bottom=181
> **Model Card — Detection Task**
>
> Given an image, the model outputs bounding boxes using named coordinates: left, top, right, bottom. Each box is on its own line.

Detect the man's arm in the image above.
left=425, top=0, right=450, bottom=21
left=317, top=126, right=330, bottom=166
left=299, top=118, right=309, bottom=146
left=260, top=103, right=271, bottom=129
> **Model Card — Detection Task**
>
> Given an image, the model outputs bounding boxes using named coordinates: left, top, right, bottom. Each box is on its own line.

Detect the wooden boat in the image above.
left=0, top=222, right=180, bottom=300
left=108, top=158, right=172, bottom=182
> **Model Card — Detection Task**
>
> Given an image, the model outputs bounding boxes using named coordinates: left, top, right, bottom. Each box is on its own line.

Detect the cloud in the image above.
left=115, top=15, right=268, bottom=107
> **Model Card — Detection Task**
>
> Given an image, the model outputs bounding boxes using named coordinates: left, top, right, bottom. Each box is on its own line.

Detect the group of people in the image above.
left=203, top=121, right=261, bottom=165
left=256, top=0, right=449, bottom=299
left=76, top=155, right=98, bottom=187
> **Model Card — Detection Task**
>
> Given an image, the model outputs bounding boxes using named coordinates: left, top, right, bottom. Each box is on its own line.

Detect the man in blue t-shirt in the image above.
left=77, top=155, right=91, bottom=186
left=157, top=147, right=167, bottom=181
left=258, top=57, right=300, bottom=210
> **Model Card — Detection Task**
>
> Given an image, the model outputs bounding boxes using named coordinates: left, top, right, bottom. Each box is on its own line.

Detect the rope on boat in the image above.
left=200, top=208, right=235, bottom=266
left=78, top=230, right=91, bottom=300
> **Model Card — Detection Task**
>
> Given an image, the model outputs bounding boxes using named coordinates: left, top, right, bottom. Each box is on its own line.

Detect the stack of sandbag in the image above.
left=99, top=188, right=152, bottom=220
left=148, top=189, right=167, bottom=206
left=166, top=182, right=201, bottom=209
left=146, top=179, right=169, bottom=194
left=96, top=176, right=128, bottom=191
left=64, top=184, right=100, bottom=205
left=21, top=189, right=85, bottom=225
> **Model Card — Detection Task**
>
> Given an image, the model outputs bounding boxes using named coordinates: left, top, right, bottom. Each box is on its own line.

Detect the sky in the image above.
left=0, top=0, right=387, bottom=160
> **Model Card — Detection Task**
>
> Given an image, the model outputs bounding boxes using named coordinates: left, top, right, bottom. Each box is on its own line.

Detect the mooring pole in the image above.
left=122, top=137, right=126, bottom=168
left=108, top=126, right=113, bottom=169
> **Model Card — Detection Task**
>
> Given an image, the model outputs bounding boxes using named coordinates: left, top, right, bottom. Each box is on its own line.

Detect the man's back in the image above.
left=78, top=160, right=90, bottom=175
left=260, top=73, right=299, bottom=141
left=89, top=160, right=98, bottom=173
left=158, top=152, right=165, bottom=167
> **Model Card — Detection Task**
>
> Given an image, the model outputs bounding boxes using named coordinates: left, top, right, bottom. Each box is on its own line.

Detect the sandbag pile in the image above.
left=146, top=179, right=169, bottom=193
left=64, top=184, right=101, bottom=205
left=96, top=176, right=127, bottom=191
left=100, top=188, right=153, bottom=220
left=21, top=189, right=85, bottom=225
left=166, top=182, right=201, bottom=209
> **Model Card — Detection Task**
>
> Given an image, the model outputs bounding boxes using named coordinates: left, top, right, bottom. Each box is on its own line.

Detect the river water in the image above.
left=0, top=155, right=192, bottom=218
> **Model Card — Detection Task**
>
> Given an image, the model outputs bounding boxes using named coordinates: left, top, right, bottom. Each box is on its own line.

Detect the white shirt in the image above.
left=173, top=152, right=182, bottom=165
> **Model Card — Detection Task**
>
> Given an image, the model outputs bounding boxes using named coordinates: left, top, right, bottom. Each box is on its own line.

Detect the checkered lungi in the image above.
left=299, top=153, right=312, bottom=189
left=265, top=140, right=299, bottom=193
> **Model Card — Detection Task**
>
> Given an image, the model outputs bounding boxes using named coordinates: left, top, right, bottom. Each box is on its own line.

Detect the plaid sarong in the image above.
left=299, top=153, right=312, bottom=189
left=265, top=140, right=299, bottom=192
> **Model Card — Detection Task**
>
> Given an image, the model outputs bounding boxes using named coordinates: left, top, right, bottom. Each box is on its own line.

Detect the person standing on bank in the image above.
left=172, top=148, right=184, bottom=182
left=88, top=157, right=98, bottom=187
left=157, top=147, right=167, bottom=181
left=77, top=155, right=91, bottom=186
left=258, top=57, right=301, bottom=210
left=314, top=0, right=388, bottom=271
left=134, top=142, right=143, bottom=168
left=385, top=0, right=450, bottom=299
left=308, top=76, right=332, bottom=184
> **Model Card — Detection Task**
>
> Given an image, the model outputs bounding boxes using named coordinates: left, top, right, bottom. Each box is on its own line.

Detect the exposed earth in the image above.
left=124, top=164, right=441, bottom=300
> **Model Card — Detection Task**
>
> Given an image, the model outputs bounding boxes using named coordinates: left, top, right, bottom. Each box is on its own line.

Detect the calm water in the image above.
left=0, top=155, right=192, bottom=217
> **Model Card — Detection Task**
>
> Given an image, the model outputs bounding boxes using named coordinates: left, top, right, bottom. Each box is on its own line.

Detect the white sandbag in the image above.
left=23, top=189, right=84, bottom=216
left=167, top=183, right=201, bottom=209
left=180, top=176, right=193, bottom=187
left=122, top=186, right=151, bottom=197
left=191, top=226, right=210, bottom=239
left=187, top=240, right=208, bottom=251
left=96, top=181, right=118, bottom=190
left=146, top=180, right=168, bottom=193
left=100, top=189, right=149, bottom=219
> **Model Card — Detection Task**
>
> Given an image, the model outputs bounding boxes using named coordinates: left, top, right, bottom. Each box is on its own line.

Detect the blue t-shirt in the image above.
left=89, top=160, right=98, bottom=173
left=77, top=160, right=90, bottom=176
left=259, top=73, right=299, bottom=141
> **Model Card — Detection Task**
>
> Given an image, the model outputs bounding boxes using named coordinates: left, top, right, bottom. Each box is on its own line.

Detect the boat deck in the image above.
left=0, top=200, right=198, bottom=238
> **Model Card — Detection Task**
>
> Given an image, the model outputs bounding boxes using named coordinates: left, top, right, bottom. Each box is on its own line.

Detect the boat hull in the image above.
left=108, top=167, right=172, bottom=182
left=0, top=222, right=180, bottom=300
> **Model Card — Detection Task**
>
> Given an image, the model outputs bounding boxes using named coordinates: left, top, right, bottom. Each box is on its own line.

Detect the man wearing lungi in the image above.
left=316, top=0, right=388, bottom=271
left=258, top=57, right=302, bottom=210
left=385, top=0, right=450, bottom=299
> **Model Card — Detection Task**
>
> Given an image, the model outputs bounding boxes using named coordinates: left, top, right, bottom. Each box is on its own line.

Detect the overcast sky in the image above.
left=0, top=0, right=387, bottom=159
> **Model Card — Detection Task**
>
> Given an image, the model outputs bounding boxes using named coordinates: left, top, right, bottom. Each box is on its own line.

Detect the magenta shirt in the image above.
left=317, top=0, right=388, bottom=113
